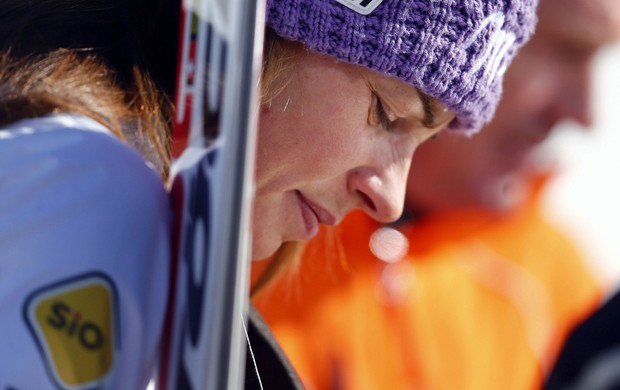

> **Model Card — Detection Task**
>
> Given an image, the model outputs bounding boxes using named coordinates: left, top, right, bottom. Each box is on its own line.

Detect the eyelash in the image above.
left=374, top=94, right=392, bottom=130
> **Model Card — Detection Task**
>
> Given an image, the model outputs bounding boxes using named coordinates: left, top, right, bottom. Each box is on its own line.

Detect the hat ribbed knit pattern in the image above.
left=267, top=0, right=538, bottom=133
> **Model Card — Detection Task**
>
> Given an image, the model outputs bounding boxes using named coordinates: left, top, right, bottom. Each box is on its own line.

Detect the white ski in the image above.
left=157, top=0, right=266, bottom=388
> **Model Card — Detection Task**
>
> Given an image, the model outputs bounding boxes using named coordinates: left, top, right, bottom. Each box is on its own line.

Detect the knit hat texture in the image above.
left=267, top=0, right=538, bottom=133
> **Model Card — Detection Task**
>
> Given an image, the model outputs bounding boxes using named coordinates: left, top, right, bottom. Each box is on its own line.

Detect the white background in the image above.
left=541, top=41, right=620, bottom=294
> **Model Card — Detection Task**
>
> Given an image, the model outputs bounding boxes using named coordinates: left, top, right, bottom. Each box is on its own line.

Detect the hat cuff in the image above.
left=267, top=0, right=537, bottom=133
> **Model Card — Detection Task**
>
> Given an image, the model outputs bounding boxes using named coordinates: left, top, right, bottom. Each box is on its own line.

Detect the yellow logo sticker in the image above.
left=24, top=273, right=118, bottom=389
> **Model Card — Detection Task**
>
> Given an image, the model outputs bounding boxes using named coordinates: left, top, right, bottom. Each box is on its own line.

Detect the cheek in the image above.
left=250, top=194, right=283, bottom=259
left=257, top=103, right=368, bottom=183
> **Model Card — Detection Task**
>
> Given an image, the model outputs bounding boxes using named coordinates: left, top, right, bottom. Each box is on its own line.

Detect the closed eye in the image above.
left=373, top=93, right=392, bottom=130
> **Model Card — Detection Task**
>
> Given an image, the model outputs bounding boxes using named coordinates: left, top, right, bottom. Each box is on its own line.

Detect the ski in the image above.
left=157, top=0, right=266, bottom=388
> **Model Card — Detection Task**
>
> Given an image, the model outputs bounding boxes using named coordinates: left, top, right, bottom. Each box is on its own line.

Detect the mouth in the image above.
left=295, top=191, right=337, bottom=239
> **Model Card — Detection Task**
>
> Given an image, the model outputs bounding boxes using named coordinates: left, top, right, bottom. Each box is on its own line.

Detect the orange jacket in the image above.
left=252, top=182, right=601, bottom=390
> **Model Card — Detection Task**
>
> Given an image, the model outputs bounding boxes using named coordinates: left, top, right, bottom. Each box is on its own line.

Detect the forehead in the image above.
left=537, top=0, right=620, bottom=46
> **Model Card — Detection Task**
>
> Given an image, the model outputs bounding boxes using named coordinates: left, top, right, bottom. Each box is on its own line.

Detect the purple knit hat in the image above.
left=267, top=0, right=538, bottom=133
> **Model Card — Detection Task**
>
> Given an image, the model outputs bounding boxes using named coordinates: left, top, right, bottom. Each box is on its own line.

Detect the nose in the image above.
left=550, top=62, right=594, bottom=128
left=348, top=161, right=410, bottom=223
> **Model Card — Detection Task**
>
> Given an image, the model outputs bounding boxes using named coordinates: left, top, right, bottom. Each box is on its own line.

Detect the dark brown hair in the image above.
left=0, top=0, right=176, bottom=177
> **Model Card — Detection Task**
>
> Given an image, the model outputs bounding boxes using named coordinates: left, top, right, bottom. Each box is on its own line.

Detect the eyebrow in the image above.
left=416, top=90, right=436, bottom=128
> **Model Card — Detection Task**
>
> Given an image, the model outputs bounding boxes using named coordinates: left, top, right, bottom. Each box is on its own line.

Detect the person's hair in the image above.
left=251, top=241, right=306, bottom=297
left=0, top=0, right=173, bottom=177
left=0, top=51, right=131, bottom=139
left=260, top=28, right=306, bottom=107
left=251, top=229, right=346, bottom=298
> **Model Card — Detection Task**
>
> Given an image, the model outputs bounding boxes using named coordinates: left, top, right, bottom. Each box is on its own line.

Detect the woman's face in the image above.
left=252, top=49, right=454, bottom=260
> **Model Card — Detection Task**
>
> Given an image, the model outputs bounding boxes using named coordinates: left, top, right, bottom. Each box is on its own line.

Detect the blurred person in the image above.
left=538, top=3, right=620, bottom=389
left=543, top=12, right=620, bottom=375
left=251, top=0, right=620, bottom=389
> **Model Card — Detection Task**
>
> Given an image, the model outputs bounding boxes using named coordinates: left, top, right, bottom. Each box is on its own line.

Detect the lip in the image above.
left=297, top=191, right=338, bottom=226
left=295, top=191, right=337, bottom=239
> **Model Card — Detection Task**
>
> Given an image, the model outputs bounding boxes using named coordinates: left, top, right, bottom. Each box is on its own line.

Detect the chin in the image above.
left=251, top=238, right=281, bottom=262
